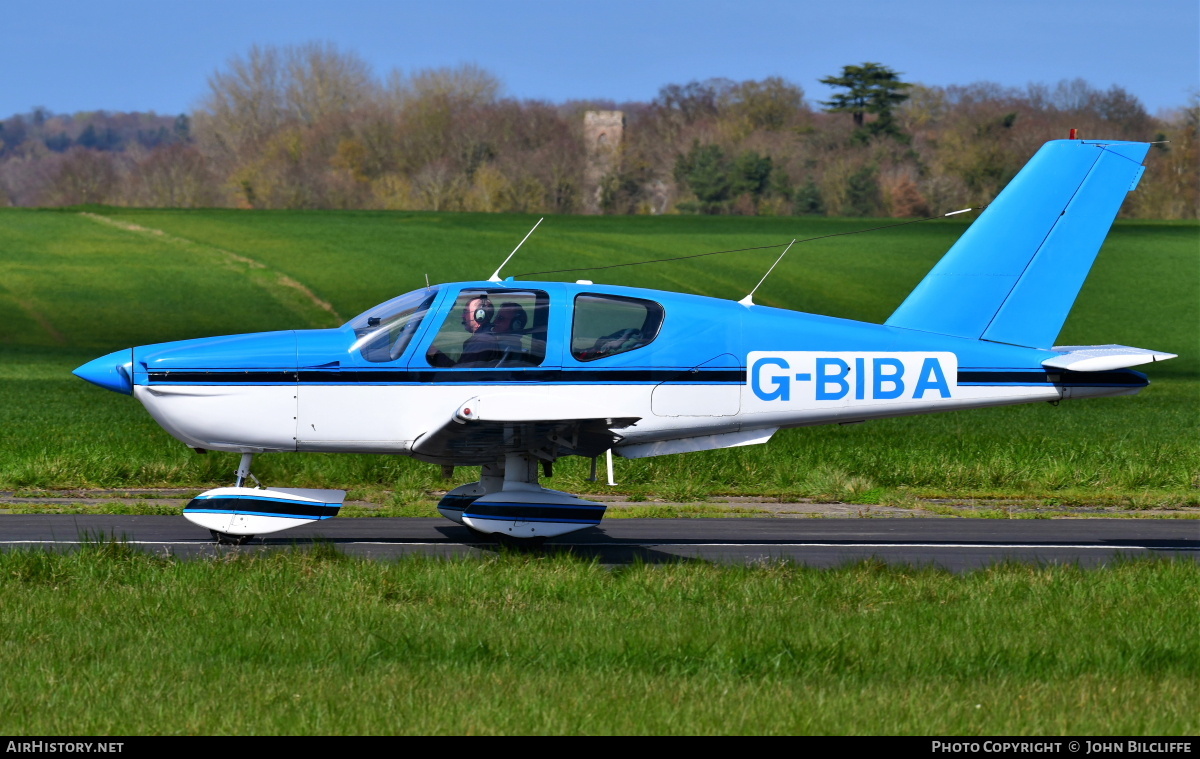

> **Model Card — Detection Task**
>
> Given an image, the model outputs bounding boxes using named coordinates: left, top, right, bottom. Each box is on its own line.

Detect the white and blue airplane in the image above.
left=74, top=138, right=1175, bottom=543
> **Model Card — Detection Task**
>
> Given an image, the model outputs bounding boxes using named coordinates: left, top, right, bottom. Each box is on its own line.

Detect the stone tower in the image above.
left=583, top=110, right=624, bottom=214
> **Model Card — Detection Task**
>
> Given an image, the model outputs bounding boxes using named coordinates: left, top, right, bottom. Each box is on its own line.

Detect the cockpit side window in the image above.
left=571, top=294, right=664, bottom=362
left=348, top=288, right=439, bottom=363
left=425, top=289, right=549, bottom=368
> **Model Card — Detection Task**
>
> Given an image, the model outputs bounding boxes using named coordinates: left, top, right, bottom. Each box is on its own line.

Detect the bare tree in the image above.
left=723, top=77, right=807, bottom=131
left=411, top=159, right=464, bottom=211
left=41, top=148, right=119, bottom=205
left=195, top=42, right=376, bottom=166
left=285, top=41, right=377, bottom=125
left=126, top=144, right=222, bottom=207
left=194, top=45, right=287, bottom=166
left=388, top=63, right=501, bottom=108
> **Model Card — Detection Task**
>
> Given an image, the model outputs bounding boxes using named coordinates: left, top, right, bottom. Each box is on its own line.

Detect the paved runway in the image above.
left=1, top=515, right=1196, bottom=571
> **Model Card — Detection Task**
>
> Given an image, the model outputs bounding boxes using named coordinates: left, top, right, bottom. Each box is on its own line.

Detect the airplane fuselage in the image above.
left=117, top=280, right=1145, bottom=463
left=72, top=139, right=1173, bottom=541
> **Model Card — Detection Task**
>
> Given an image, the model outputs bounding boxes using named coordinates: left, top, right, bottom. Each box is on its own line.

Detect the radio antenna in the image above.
left=489, top=218, right=543, bottom=282
left=738, top=239, right=796, bottom=307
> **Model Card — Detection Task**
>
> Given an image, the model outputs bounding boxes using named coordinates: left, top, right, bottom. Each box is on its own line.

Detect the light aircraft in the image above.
left=74, top=137, right=1175, bottom=544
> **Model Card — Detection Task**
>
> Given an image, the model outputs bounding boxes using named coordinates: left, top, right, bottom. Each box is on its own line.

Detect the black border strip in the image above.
left=145, top=368, right=1147, bottom=387
left=465, top=503, right=607, bottom=521
left=148, top=369, right=748, bottom=384
left=184, top=497, right=341, bottom=518
left=959, top=370, right=1146, bottom=386
left=438, top=494, right=481, bottom=511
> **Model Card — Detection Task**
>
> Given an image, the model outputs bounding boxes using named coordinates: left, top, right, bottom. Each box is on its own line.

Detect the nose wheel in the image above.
left=210, top=530, right=255, bottom=546
left=210, top=453, right=261, bottom=545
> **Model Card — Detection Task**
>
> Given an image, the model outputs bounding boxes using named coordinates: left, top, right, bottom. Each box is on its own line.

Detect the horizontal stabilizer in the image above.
left=886, top=140, right=1151, bottom=349
left=1042, top=345, right=1177, bottom=372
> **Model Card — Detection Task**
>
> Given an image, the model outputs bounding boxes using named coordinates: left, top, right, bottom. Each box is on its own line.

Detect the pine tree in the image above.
left=674, top=142, right=731, bottom=212
left=820, top=62, right=912, bottom=141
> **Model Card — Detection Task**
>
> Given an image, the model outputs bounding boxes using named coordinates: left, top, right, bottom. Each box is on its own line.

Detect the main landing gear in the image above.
left=437, top=453, right=607, bottom=540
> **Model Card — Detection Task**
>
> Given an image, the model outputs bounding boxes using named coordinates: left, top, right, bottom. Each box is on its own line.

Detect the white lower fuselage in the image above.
left=133, top=376, right=1136, bottom=459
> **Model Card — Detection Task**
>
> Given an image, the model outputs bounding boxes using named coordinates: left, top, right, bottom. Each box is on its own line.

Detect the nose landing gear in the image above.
left=183, top=453, right=346, bottom=544
left=209, top=530, right=255, bottom=546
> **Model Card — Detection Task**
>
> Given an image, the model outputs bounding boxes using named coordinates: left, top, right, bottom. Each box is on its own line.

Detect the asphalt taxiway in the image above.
left=1, top=515, right=1196, bottom=571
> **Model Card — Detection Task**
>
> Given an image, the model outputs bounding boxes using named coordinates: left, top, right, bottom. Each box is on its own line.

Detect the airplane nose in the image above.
left=73, top=349, right=134, bottom=395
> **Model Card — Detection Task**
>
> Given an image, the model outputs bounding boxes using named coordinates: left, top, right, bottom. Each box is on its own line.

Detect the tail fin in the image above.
left=885, top=139, right=1150, bottom=349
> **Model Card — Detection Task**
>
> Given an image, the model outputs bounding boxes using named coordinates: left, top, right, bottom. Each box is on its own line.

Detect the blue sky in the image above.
left=3, top=0, right=1196, bottom=118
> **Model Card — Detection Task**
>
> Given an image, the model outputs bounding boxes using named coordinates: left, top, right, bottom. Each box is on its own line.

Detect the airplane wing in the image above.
left=411, top=393, right=639, bottom=465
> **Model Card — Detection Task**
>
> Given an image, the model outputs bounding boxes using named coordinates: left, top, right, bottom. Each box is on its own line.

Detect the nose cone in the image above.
left=74, top=349, right=134, bottom=395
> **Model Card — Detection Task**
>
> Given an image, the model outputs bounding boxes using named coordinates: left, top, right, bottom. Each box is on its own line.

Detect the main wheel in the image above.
left=210, top=530, right=255, bottom=546
left=495, top=533, right=548, bottom=549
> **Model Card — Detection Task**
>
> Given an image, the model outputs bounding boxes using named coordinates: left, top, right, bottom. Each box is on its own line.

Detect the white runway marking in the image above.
left=346, top=542, right=1193, bottom=550
left=1, top=540, right=217, bottom=546
left=0, top=539, right=1194, bottom=550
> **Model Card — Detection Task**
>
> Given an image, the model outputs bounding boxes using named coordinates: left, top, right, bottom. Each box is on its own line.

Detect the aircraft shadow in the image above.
left=431, top=525, right=709, bottom=564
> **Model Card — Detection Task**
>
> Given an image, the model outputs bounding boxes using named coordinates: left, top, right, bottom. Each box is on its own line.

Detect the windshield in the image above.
left=347, top=287, right=439, bottom=363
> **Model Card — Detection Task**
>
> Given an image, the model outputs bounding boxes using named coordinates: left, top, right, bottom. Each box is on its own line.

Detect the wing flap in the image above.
left=616, top=427, right=777, bottom=459
left=412, top=403, right=640, bottom=465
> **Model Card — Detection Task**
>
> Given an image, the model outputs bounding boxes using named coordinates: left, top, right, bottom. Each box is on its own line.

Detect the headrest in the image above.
left=498, top=302, right=527, bottom=332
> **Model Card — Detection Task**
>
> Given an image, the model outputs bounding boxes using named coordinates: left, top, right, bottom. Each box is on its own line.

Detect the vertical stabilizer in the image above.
left=885, top=139, right=1150, bottom=348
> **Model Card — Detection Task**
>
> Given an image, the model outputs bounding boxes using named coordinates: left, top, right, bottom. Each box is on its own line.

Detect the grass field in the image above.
left=0, top=208, right=1196, bottom=505
left=1, top=209, right=1197, bottom=737
left=0, top=542, right=1196, bottom=735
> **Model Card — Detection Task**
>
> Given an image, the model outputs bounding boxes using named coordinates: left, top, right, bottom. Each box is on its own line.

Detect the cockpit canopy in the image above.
left=347, top=287, right=439, bottom=363
left=346, top=284, right=666, bottom=368
left=425, top=289, right=550, bottom=368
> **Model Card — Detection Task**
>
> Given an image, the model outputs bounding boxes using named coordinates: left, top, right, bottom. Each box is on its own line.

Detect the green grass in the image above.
left=3, top=211, right=1195, bottom=737
left=0, top=208, right=1196, bottom=502
left=0, top=544, right=1196, bottom=735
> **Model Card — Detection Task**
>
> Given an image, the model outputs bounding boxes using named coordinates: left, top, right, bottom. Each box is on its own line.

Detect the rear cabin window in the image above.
left=571, top=294, right=664, bottom=362
left=425, top=289, right=549, bottom=368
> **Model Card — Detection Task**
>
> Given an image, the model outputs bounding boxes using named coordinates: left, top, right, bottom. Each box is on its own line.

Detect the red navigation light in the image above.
left=1069, top=128, right=1078, bottom=140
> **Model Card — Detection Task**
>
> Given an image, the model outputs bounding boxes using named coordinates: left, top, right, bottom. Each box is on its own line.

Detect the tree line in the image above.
left=0, top=42, right=1194, bottom=218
